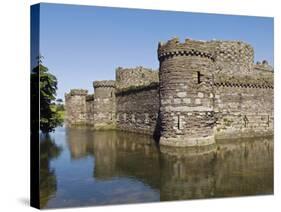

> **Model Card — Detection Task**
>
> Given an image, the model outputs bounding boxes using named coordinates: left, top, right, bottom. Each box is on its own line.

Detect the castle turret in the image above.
left=209, top=40, right=254, bottom=75
left=93, top=80, right=116, bottom=128
left=158, top=38, right=215, bottom=147
left=64, top=89, right=88, bottom=126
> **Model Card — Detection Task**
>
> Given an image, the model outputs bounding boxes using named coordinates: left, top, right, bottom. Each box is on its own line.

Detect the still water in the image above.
left=40, top=127, right=273, bottom=208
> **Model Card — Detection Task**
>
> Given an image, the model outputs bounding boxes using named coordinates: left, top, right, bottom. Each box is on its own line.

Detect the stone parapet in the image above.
left=93, top=80, right=116, bottom=88
left=70, top=89, right=88, bottom=96
left=254, top=60, right=274, bottom=72
left=158, top=38, right=255, bottom=74
left=214, top=73, right=273, bottom=89
left=158, top=37, right=214, bottom=61
left=116, top=82, right=159, bottom=95
left=116, top=66, right=159, bottom=89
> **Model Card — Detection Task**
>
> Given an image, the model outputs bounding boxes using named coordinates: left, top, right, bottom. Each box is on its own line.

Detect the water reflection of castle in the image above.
left=66, top=129, right=273, bottom=200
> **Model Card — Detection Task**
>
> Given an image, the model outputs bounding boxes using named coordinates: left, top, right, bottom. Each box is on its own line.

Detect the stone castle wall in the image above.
left=116, top=66, right=159, bottom=89
left=213, top=73, right=273, bottom=139
left=116, top=83, right=160, bottom=136
left=115, top=67, right=160, bottom=135
left=85, top=94, right=95, bottom=125
left=65, top=37, right=274, bottom=147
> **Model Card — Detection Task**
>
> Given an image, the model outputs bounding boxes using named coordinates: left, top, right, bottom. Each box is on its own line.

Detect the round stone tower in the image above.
left=158, top=38, right=216, bottom=147
left=93, top=80, right=116, bottom=128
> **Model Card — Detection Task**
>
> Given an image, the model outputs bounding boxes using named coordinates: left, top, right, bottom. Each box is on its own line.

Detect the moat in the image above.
left=40, top=127, right=273, bottom=208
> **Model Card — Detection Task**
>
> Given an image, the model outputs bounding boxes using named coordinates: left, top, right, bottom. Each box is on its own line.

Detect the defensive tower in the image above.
left=93, top=80, right=116, bottom=128
left=64, top=89, right=88, bottom=126
left=158, top=38, right=216, bottom=147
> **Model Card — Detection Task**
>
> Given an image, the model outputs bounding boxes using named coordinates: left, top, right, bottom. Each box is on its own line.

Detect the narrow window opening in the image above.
left=177, top=115, right=180, bottom=130
left=197, top=71, right=203, bottom=84
left=267, top=115, right=270, bottom=127
left=243, top=115, right=249, bottom=127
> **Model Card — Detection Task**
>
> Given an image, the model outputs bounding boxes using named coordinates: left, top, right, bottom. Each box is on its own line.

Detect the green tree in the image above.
left=31, top=56, right=63, bottom=133
left=56, top=98, right=63, bottom=103
left=55, top=98, right=65, bottom=112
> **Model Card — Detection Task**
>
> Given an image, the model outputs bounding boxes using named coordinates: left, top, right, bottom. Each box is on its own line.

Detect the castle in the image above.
left=65, top=37, right=274, bottom=147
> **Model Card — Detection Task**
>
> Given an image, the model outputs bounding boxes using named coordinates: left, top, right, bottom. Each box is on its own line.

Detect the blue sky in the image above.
left=38, top=3, right=274, bottom=100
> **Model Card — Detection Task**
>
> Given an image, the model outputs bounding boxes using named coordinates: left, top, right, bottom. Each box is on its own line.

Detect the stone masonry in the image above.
left=65, top=89, right=88, bottom=125
left=65, top=37, right=274, bottom=147
left=92, top=80, right=116, bottom=129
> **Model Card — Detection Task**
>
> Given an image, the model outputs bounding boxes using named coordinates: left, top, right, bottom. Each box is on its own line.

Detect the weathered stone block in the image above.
left=177, top=92, right=187, bottom=98
left=195, top=98, right=201, bottom=105
left=198, top=92, right=204, bottom=98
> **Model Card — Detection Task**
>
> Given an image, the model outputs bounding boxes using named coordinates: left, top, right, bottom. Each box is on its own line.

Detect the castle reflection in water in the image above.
left=40, top=127, right=273, bottom=208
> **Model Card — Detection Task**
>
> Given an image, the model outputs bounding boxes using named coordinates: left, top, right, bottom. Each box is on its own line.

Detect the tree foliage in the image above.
left=31, top=57, right=64, bottom=133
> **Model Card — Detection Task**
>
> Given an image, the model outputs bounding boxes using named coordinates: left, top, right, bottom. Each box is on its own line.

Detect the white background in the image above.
left=0, top=0, right=280, bottom=211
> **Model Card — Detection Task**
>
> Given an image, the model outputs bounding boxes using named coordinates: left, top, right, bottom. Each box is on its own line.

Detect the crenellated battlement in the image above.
left=93, top=80, right=116, bottom=88
left=254, top=60, right=274, bottom=72
left=116, top=66, right=157, bottom=73
left=70, top=89, right=88, bottom=96
left=208, top=40, right=254, bottom=57
left=158, top=37, right=214, bottom=61
left=158, top=38, right=255, bottom=74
